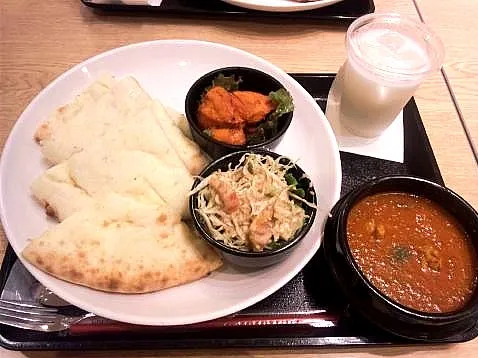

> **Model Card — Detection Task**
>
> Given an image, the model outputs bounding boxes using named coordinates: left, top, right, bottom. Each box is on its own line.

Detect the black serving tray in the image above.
left=2, top=73, right=475, bottom=351
left=80, top=0, right=374, bottom=24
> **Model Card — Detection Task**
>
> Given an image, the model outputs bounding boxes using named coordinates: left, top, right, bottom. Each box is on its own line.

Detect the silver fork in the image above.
left=0, top=299, right=95, bottom=332
left=37, top=286, right=72, bottom=307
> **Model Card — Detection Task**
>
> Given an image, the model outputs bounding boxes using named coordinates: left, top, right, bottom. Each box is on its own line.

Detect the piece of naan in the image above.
left=30, top=162, right=95, bottom=221
left=23, top=194, right=222, bottom=293
left=31, top=147, right=193, bottom=221
left=165, top=106, right=192, bottom=139
left=34, top=76, right=208, bottom=175
left=152, top=100, right=208, bottom=174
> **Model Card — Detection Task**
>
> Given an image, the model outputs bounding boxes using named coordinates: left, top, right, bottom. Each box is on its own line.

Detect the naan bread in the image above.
left=34, top=73, right=115, bottom=153
left=22, top=194, right=222, bottom=293
left=34, top=76, right=208, bottom=175
left=165, top=106, right=192, bottom=139
left=30, top=162, right=95, bottom=221
left=152, top=101, right=209, bottom=175
left=28, top=75, right=218, bottom=294
left=31, top=147, right=193, bottom=220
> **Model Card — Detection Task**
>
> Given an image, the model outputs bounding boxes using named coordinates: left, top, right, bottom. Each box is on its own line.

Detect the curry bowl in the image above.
left=185, top=66, right=294, bottom=159
left=323, top=175, right=478, bottom=341
left=189, top=149, right=317, bottom=268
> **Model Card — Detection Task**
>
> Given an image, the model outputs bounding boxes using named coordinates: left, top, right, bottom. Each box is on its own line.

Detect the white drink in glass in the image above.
left=326, top=13, right=444, bottom=138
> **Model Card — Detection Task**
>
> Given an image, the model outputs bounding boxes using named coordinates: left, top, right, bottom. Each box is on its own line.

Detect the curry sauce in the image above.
left=347, top=192, right=478, bottom=313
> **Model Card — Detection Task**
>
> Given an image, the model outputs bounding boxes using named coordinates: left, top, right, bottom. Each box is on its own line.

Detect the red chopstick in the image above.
left=69, top=311, right=339, bottom=335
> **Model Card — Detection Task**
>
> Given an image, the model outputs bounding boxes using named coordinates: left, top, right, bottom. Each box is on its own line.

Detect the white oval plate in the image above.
left=221, top=0, right=343, bottom=12
left=0, top=40, right=341, bottom=326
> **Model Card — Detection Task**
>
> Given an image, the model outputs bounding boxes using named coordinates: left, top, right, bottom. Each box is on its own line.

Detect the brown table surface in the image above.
left=415, top=0, right=478, bottom=162
left=1, top=0, right=477, bottom=356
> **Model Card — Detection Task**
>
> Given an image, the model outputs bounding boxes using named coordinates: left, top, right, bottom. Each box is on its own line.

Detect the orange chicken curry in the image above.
left=347, top=192, right=478, bottom=313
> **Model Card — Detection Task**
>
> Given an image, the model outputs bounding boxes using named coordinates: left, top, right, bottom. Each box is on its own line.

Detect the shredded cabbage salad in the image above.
left=191, top=153, right=316, bottom=252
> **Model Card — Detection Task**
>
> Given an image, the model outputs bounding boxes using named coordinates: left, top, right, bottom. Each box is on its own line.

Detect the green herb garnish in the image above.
left=246, top=123, right=271, bottom=145
left=391, top=246, right=411, bottom=264
left=285, top=173, right=306, bottom=198
left=211, top=74, right=242, bottom=91
left=292, top=188, right=305, bottom=198
left=285, top=173, right=298, bottom=186
left=267, top=239, right=286, bottom=250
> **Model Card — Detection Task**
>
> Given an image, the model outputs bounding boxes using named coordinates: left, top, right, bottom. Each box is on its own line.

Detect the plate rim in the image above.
left=0, top=39, right=342, bottom=325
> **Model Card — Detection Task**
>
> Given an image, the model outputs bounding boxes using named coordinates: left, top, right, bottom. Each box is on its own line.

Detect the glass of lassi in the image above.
left=326, top=13, right=444, bottom=138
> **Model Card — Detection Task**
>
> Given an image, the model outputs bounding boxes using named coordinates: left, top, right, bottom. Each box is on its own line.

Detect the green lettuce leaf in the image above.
left=211, top=74, right=242, bottom=91
left=268, top=88, right=294, bottom=121
left=246, top=88, right=294, bottom=145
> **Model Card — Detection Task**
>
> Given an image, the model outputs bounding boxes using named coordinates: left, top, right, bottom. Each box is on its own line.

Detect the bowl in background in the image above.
left=189, top=149, right=317, bottom=268
left=184, top=66, right=294, bottom=159
left=323, top=175, right=478, bottom=341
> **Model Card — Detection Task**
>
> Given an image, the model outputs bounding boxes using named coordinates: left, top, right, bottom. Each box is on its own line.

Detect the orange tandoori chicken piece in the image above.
left=197, top=86, right=245, bottom=129
left=232, top=91, right=276, bottom=124
left=210, top=128, right=246, bottom=146
left=197, top=87, right=277, bottom=146
left=248, top=205, right=274, bottom=252
left=209, top=175, right=240, bottom=214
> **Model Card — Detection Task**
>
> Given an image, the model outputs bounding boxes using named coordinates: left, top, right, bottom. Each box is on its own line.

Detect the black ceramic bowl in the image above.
left=189, top=149, right=317, bottom=268
left=184, top=66, right=294, bottom=159
left=323, top=175, right=478, bottom=341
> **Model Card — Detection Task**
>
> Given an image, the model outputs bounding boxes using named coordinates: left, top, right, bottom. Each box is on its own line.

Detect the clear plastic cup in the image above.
left=326, top=13, right=444, bottom=138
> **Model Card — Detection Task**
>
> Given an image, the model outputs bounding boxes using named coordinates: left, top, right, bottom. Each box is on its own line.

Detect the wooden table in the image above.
left=1, top=0, right=477, bottom=357
left=414, top=0, right=478, bottom=162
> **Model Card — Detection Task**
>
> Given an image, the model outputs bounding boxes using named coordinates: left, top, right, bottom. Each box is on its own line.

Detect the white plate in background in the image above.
left=221, top=0, right=343, bottom=12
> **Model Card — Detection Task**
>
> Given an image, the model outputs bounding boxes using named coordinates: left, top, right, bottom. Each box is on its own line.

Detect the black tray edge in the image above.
left=80, top=0, right=375, bottom=24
